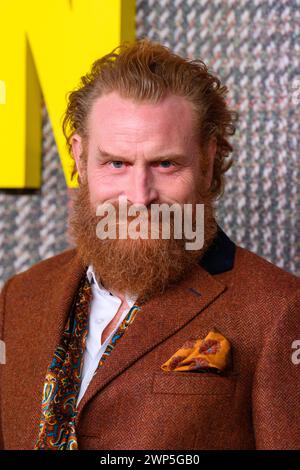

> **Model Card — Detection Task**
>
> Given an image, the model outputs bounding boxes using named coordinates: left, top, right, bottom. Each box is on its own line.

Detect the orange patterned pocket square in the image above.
left=161, top=328, right=231, bottom=373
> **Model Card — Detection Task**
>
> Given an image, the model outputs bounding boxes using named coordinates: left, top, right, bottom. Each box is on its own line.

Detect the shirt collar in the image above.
left=86, top=265, right=138, bottom=305
left=86, top=265, right=107, bottom=293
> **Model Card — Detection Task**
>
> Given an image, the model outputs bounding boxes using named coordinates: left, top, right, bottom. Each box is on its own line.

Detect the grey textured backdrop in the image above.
left=0, top=0, right=300, bottom=289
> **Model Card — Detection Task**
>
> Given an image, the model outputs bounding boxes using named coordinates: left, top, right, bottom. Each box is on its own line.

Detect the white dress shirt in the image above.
left=76, top=265, right=137, bottom=406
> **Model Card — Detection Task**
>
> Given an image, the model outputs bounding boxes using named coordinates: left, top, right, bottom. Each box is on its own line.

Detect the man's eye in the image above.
left=158, top=161, right=173, bottom=168
left=110, top=161, right=124, bottom=169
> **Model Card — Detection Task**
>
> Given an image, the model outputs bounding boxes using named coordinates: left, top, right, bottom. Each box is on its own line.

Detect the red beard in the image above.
left=68, top=178, right=217, bottom=304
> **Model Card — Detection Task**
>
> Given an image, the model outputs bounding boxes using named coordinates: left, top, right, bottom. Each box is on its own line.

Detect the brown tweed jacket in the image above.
left=1, top=227, right=300, bottom=450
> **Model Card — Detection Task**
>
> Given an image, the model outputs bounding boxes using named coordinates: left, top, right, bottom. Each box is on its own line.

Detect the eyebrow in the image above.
left=96, top=146, right=189, bottom=163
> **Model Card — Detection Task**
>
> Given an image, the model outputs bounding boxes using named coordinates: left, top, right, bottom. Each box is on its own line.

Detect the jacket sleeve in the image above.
left=252, top=289, right=300, bottom=449
left=0, top=278, right=13, bottom=450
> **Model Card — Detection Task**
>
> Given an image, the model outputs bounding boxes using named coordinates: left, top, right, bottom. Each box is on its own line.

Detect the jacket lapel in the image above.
left=76, top=262, right=227, bottom=417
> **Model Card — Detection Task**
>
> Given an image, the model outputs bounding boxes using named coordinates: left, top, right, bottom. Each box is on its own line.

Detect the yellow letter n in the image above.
left=0, top=0, right=135, bottom=188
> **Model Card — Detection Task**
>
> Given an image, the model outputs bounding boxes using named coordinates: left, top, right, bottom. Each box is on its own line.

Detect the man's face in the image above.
left=73, top=91, right=212, bottom=209
left=70, top=91, right=217, bottom=303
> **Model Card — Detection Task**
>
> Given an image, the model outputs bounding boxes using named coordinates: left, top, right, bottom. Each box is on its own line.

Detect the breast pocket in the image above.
left=152, top=370, right=238, bottom=396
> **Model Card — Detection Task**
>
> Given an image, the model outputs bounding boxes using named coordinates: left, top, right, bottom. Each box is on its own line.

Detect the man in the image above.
left=0, top=39, right=300, bottom=450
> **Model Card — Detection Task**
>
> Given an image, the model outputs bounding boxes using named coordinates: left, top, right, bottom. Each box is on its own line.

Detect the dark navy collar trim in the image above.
left=199, top=224, right=236, bottom=275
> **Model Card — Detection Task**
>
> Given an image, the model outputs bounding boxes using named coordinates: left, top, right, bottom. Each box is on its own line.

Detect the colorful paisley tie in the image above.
left=34, top=273, right=141, bottom=450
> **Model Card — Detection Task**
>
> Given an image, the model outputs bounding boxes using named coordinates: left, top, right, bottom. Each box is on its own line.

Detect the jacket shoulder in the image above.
left=232, top=244, right=300, bottom=295
left=1, top=248, right=79, bottom=293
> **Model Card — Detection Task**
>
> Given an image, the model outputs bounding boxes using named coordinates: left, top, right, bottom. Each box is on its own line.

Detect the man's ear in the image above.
left=203, top=137, right=217, bottom=191
left=71, top=134, right=84, bottom=180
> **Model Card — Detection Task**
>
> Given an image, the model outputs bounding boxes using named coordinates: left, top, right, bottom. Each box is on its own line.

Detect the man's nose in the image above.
left=126, top=166, right=159, bottom=207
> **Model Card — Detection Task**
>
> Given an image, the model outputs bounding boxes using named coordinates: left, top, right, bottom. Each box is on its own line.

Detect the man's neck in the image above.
left=105, top=285, right=126, bottom=303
